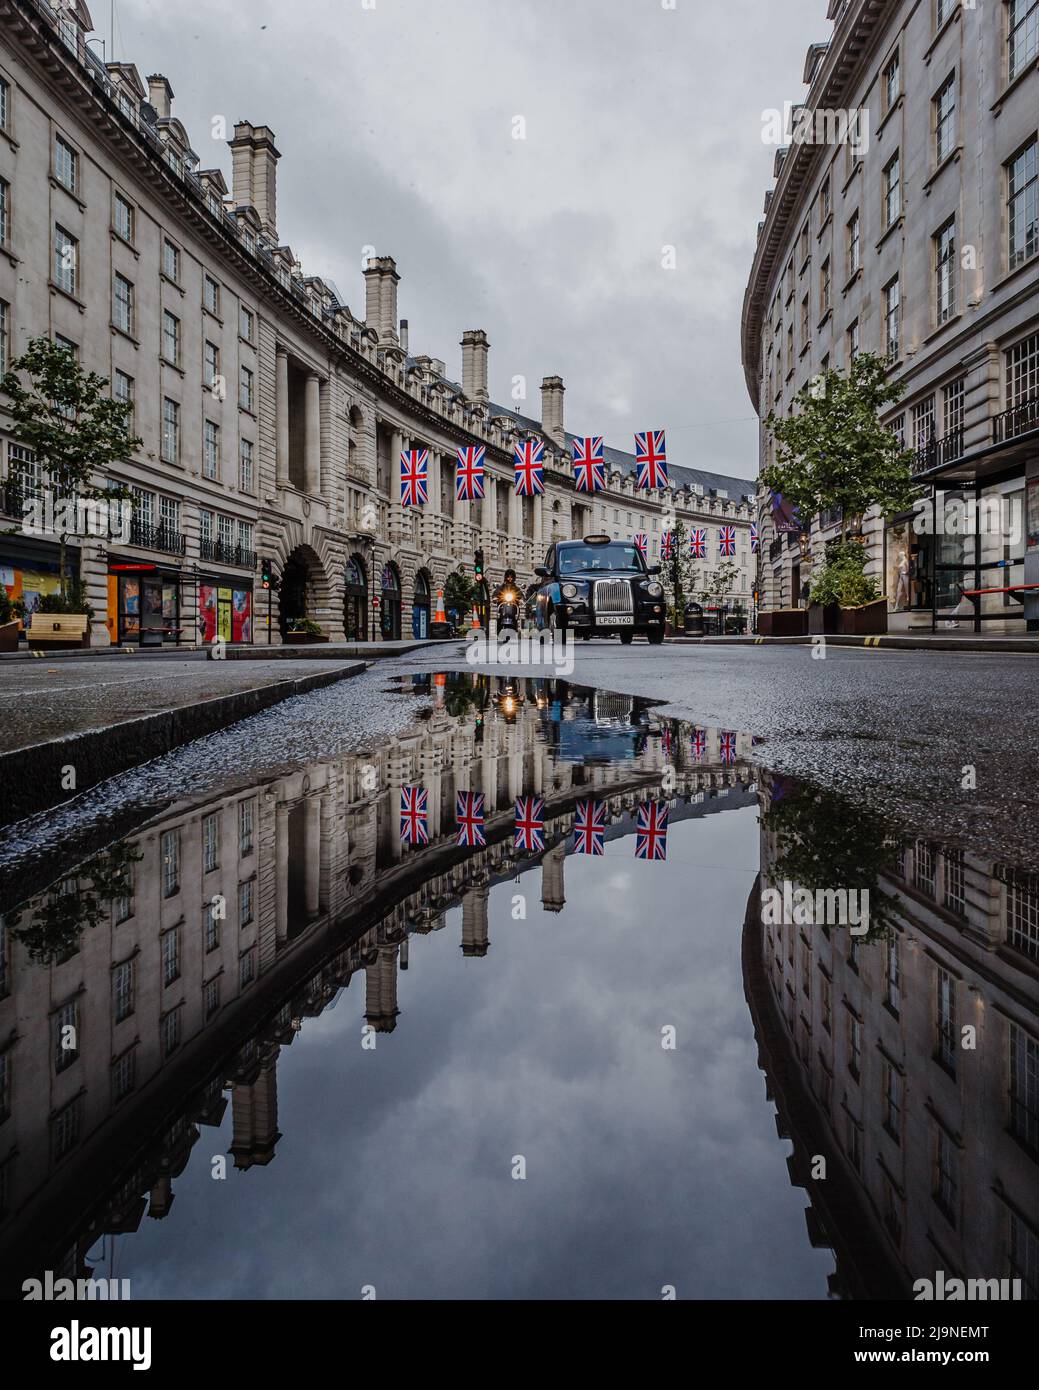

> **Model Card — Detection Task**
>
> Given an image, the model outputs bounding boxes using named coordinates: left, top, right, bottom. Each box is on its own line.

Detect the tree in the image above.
left=445, top=568, right=477, bottom=630
left=659, top=518, right=698, bottom=625
left=1, top=338, right=141, bottom=605
left=761, top=352, right=917, bottom=546
left=699, top=560, right=740, bottom=608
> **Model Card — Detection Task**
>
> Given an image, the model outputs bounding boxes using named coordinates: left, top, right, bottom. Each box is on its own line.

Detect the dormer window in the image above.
left=164, top=146, right=181, bottom=177
left=240, top=227, right=254, bottom=254
left=117, top=90, right=134, bottom=121
left=207, top=192, right=221, bottom=217
left=58, top=14, right=79, bottom=56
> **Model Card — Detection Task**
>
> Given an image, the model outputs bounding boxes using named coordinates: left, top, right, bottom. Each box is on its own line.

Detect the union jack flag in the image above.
left=719, top=730, right=737, bottom=765
left=514, top=795, right=545, bottom=852
left=514, top=439, right=545, bottom=496
left=400, top=785, right=428, bottom=844
left=400, top=449, right=428, bottom=508
left=634, top=532, right=648, bottom=556
left=719, top=524, right=737, bottom=557
left=456, top=790, right=486, bottom=848
left=691, top=727, right=707, bottom=762
left=750, top=522, right=759, bottom=554
left=689, top=527, right=707, bottom=559
left=455, top=445, right=485, bottom=502
left=573, top=436, right=606, bottom=493
left=661, top=530, right=675, bottom=560
left=634, top=430, right=668, bottom=490
left=635, top=801, right=669, bottom=860
left=573, top=799, right=606, bottom=856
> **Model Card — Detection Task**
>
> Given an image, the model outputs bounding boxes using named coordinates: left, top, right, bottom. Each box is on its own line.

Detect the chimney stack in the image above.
left=146, top=74, right=173, bottom=120
left=399, top=319, right=409, bottom=354
left=362, top=256, right=400, bottom=344
left=229, top=121, right=281, bottom=242
left=461, top=330, right=490, bottom=401
left=541, top=376, right=565, bottom=446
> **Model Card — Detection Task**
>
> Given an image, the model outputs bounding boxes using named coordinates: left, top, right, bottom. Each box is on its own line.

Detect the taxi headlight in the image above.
left=639, top=580, right=663, bottom=597
left=561, top=583, right=581, bottom=600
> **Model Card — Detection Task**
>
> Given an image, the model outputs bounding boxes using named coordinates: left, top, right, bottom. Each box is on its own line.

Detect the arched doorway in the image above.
left=279, top=550, right=311, bottom=638
left=412, top=569, right=431, bottom=639
left=380, top=562, right=401, bottom=640
left=344, top=553, right=368, bottom=641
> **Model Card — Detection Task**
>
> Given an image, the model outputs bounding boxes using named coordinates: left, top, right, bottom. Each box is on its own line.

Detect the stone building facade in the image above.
left=0, top=0, right=755, bottom=648
left=742, top=0, right=1039, bottom=632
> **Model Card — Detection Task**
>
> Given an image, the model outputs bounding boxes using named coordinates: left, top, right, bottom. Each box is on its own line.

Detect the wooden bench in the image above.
left=27, top=614, right=90, bottom=650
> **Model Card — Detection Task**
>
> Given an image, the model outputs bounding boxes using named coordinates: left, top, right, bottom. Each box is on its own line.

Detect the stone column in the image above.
left=275, top=803, right=289, bottom=944
left=533, top=493, right=544, bottom=561
left=276, top=349, right=289, bottom=487
left=304, top=373, right=321, bottom=495
left=508, top=480, right=523, bottom=568
left=390, top=429, right=404, bottom=542
left=461, top=886, right=490, bottom=957
left=304, top=795, right=321, bottom=918
left=426, top=448, right=440, bottom=551
left=484, top=474, right=498, bottom=560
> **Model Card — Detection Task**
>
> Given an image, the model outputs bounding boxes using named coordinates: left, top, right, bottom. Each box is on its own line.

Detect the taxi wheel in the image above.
left=647, top=628, right=665, bottom=645
left=619, top=632, right=634, bottom=645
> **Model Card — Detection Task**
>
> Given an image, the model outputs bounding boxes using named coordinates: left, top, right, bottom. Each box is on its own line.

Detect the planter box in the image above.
left=758, top=608, right=808, bottom=637
left=838, top=597, right=888, bottom=636
left=807, top=603, right=839, bottom=635
left=0, top=620, right=20, bottom=652
left=284, top=631, right=329, bottom=645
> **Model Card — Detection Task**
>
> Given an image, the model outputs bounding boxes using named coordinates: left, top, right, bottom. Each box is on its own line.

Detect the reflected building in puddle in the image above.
left=748, top=774, right=1039, bottom=1300
left=0, top=676, right=753, bottom=1294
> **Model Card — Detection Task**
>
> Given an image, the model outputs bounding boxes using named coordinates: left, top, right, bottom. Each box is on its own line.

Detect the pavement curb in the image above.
left=667, top=634, right=1039, bottom=653
left=0, top=662, right=367, bottom=828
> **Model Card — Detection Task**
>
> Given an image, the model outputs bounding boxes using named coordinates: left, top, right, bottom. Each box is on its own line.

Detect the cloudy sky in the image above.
left=110, top=0, right=827, bottom=481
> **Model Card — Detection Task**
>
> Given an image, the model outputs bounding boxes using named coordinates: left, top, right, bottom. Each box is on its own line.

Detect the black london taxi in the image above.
left=531, top=535, right=666, bottom=644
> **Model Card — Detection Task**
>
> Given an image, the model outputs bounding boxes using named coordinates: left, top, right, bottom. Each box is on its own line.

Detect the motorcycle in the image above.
left=497, top=587, right=521, bottom=635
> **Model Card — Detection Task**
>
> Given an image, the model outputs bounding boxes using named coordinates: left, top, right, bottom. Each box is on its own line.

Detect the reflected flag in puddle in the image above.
left=692, top=727, right=707, bottom=762
left=635, top=801, right=668, bottom=860
left=719, top=730, right=737, bottom=765
left=400, top=785, right=429, bottom=844
left=573, top=799, right=606, bottom=855
left=456, top=790, right=486, bottom=847
left=514, top=795, right=545, bottom=852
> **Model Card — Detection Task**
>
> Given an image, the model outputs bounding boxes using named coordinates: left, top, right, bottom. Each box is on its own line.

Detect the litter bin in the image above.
left=702, top=611, right=721, bottom=637
left=683, top=602, right=704, bottom=636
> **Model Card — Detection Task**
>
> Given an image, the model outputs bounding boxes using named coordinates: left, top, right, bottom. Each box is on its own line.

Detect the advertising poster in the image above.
left=217, top=587, right=233, bottom=642
left=232, top=589, right=252, bottom=643
left=1028, top=478, right=1039, bottom=551
left=199, top=584, right=217, bottom=643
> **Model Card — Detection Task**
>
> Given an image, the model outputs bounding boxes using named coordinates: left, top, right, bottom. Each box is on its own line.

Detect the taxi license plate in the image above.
left=604, top=616, right=634, bottom=626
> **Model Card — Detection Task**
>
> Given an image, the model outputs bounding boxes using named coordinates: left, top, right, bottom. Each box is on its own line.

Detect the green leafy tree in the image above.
left=761, top=352, right=917, bottom=546
left=445, top=568, right=477, bottom=627
left=1, top=337, right=141, bottom=605
left=6, top=842, right=143, bottom=964
left=699, top=560, right=740, bottom=607
left=660, top=518, right=698, bottom=625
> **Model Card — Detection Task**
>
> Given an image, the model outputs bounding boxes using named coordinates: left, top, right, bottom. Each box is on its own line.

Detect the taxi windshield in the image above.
left=558, top=543, right=644, bottom=575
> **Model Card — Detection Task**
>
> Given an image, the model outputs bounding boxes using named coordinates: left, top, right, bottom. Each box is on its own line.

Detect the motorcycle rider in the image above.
left=496, top=569, right=521, bottom=632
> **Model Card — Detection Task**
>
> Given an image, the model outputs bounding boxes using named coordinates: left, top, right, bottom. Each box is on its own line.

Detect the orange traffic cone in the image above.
left=434, top=589, right=447, bottom=624
left=470, top=605, right=482, bottom=630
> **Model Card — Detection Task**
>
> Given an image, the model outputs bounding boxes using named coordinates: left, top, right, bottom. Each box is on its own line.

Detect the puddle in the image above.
left=0, top=674, right=1036, bottom=1300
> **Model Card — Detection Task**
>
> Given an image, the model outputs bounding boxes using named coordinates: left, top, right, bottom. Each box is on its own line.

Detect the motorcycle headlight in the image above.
left=639, top=580, right=663, bottom=597
left=561, top=583, right=580, bottom=600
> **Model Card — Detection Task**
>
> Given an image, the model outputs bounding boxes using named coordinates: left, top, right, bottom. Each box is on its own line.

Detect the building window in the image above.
left=1009, top=1022, right=1039, bottom=1152
left=113, top=272, right=134, bottom=335
left=161, top=398, right=180, bottom=464
left=943, top=377, right=965, bottom=436
left=239, top=879, right=254, bottom=926
left=884, top=278, right=901, bottom=361
left=1007, top=138, right=1038, bottom=271
left=112, top=860, right=134, bottom=923
left=883, top=50, right=901, bottom=111
left=162, top=238, right=180, bottom=282
left=203, top=811, right=220, bottom=871
left=239, top=802, right=255, bottom=858
left=161, top=310, right=180, bottom=366
left=53, top=225, right=78, bottom=295
left=203, top=421, right=220, bottom=480
left=162, top=927, right=180, bottom=987
left=819, top=173, right=831, bottom=224
left=0, top=176, right=9, bottom=248
left=1007, top=1211, right=1039, bottom=1300
left=937, top=0, right=953, bottom=26
left=205, top=900, right=220, bottom=953
left=239, top=438, right=254, bottom=492
left=114, top=192, right=134, bottom=243
left=54, top=134, right=77, bottom=193
left=0, top=75, right=9, bottom=132
left=885, top=937, right=902, bottom=1014
left=239, top=951, right=255, bottom=989
left=113, top=959, right=134, bottom=1022
left=1009, top=0, right=1039, bottom=80
left=159, top=495, right=180, bottom=541
left=882, top=1061, right=903, bottom=1141
left=935, top=218, right=956, bottom=325
left=883, top=153, right=901, bottom=227
left=934, top=74, right=957, bottom=165
left=114, top=370, right=135, bottom=432
left=52, top=1096, right=81, bottom=1161
left=161, top=1008, right=181, bottom=1058
left=846, top=211, right=861, bottom=276
left=912, top=398, right=936, bottom=451
left=845, top=1111, right=862, bottom=1171
left=820, top=973, right=832, bottom=1033
left=933, top=1128, right=958, bottom=1223
left=204, top=977, right=221, bottom=1020
left=54, top=1000, right=79, bottom=1073
left=846, top=319, right=859, bottom=362
left=1006, top=878, right=1039, bottom=960
left=943, top=847, right=966, bottom=915
left=935, top=967, right=957, bottom=1074
left=240, top=305, right=254, bottom=342
left=915, top=840, right=936, bottom=894
left=239, top=365, right=254, bottom=411
left=1007, top=332, right=1039, bottom=409
left=204, top=275, right=220, bottom=315
left=112, top=1050, right=135, bottom=1103
left=203, top=340, right=220, bottom=389
left=882, top=1178, right=903, bottom=1247
left=0, top=298, right=8, bottom=374
left=218, top=514, right=235, bottom=557
left=161, top=828, right=180, bottom=897
left=237, top=519, right=253, bottom=557
left=199, top=508, right=213, bottom=544
left=848, top=1016, right=862, bottom=1081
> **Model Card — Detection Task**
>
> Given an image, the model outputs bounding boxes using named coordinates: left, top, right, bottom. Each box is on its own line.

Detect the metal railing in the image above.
left=911, top=425, right=964, bottom=476
left=199, top=538, right=256, bottom=568
left=129, top=519, right=186, bottom=555
left=993, top=395, right=1039, bottom=445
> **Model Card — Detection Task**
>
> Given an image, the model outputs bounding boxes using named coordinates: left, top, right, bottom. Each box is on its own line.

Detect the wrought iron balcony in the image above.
left=199, top=537, right=256, bottom=569
left=129, top=518, right=187, bottom=556
left=992, top=394, right=1039, bottom=445
left=911, top=425, right=964, bottom=477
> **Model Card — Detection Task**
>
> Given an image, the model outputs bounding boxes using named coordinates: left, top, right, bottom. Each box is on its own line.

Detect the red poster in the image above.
left=199, top=584, right=217, bottom=642
left=232, top=588, right=252, bottom=643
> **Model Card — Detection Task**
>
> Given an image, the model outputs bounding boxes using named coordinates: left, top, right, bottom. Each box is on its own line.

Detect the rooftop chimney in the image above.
left=362, top=257, right=400, bottom=345
left=399, top=319, right=409, bottom=354
left=229, top=122, right=281, bottom=242
left=541, top=376, right=565, bottom=446
left=461, top=329, right=490, bottom=402
left=146, top=74, right=173, bottom=121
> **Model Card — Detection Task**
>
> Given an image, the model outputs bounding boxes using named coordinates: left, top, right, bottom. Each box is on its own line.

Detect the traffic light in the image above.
left=474, top=548, right=484, bottom=579
left=260, top=558, right=272, bottom=591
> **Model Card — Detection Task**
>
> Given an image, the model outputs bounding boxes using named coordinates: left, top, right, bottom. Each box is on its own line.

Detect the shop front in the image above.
left=107, top=560, right=186, bottom=646
left=0, top=535, right=76, bottom=631
left=344, top=553, right=368, bottom=641
left=381, top=562, right=402, bottom=640
left=198, top=577, right=254, bottom=644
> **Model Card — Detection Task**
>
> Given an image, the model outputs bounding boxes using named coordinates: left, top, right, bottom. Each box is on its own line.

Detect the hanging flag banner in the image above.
left=456, top=445, right=485, bottom=502
left=634, top=430, right=668, bottom=490
left=573, top=799, right=606, bottom=856
left=750, top=522, right=759, bottom=553
left=634, top=532, right=648, bottom=557
left=661, top=530, right=675, bottom=561
left=691, top=727, right=707, bottom=762
left=456, top=790, right=486, bottom=847
left=573, top=436, right=606, bottom=493
left=400, top=785, right=429, bottom=844
left=400, top=448, right=428, bottom=507
left=719, top=730, right=737, bottom=765
left=514, top=439, right=545, bottom=496
left=689, top=527, right=707, bottom=558
left=770, top=489, right=801, bottom=535
left=635, top=801, right=669, bottom=861
left=514, top=795, right=545, bottom=852
left=719, top=524, right=737, bottom=557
